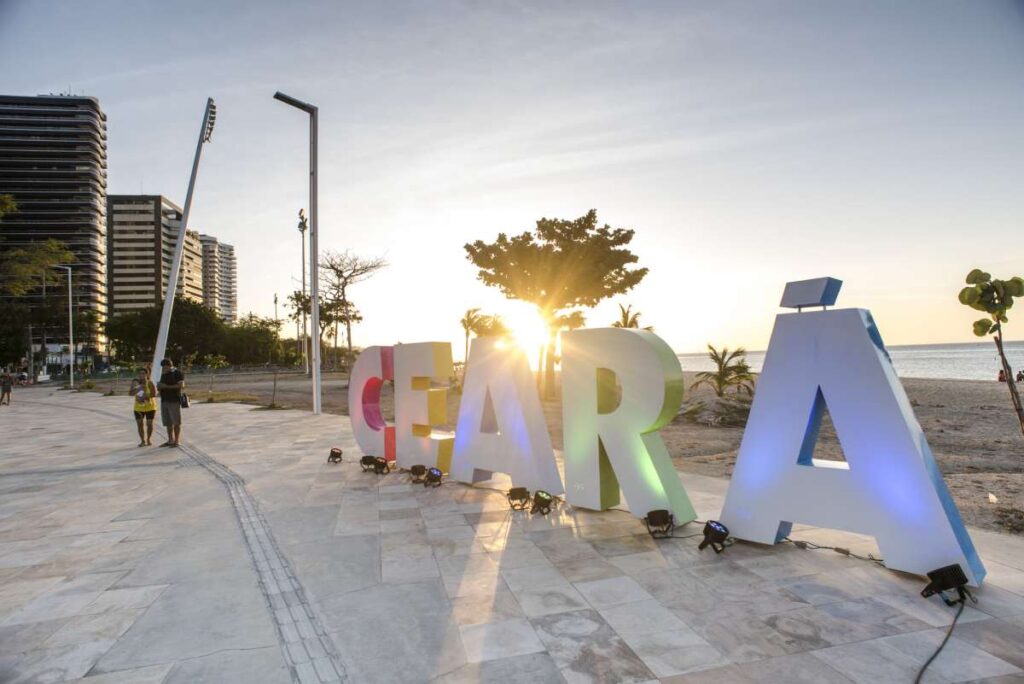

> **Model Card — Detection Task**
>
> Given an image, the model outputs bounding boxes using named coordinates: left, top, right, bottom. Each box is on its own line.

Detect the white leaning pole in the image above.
left=151, top=98, right=217, bottom=374
left=273, top=91, right=321, bottom=415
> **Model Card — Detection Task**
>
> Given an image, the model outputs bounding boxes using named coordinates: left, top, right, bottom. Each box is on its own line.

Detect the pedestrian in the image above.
left=1017, top=370, right=1024, bottom=383
left=157, top=358, right=185, bottom=447
left=0, top=369, right=12, bottom=405
left=129, top=367, right=157, bottom=446
left=998, top=369, right=1006, bottom=382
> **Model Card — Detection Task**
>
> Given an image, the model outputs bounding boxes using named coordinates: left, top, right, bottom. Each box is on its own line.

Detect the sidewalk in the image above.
left=1, top=390, right=1022, bottom=683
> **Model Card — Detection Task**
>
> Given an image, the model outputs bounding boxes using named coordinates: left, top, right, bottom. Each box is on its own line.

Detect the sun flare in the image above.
left=499, top=303, right=549, bottom=370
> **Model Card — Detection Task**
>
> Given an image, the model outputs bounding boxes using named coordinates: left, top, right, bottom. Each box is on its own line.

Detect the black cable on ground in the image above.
left=782, top=536, right=885, bottom=566
left=913, top=600, right=965, bottom=684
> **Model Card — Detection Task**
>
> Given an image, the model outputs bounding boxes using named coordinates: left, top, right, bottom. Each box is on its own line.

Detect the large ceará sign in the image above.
left=347, top=279, right=985, bottom=585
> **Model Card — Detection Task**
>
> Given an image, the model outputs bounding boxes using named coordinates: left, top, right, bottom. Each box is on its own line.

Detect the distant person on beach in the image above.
left=157, top=358, right=185, bottom=447
left=998, top=369, right=1006, bottom=382
left=129, top=367, right=157, bottom=446
left=0, top=370, right=12, bottom=405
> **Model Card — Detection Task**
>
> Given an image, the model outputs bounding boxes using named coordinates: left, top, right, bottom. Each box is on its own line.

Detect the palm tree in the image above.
left=691, top=345, right=755, bottom=397
left=611, top=303, right=652, bottom=330
left=460, top=308, right=483, bottom=362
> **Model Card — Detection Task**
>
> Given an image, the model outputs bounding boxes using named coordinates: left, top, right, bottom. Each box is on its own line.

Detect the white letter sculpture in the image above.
left=393, top=342, right=455, bottom=472
left=561, top=328, right=696, bottom=523
left=347, top=345, right=395, bottom=462
left=721, top=283, right=985, bottom=584
left=449, top=338, right=564, bottom=494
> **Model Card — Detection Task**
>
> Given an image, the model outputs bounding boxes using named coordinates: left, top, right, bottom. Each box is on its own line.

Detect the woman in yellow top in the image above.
left=129, top=367, right=158, bottom=446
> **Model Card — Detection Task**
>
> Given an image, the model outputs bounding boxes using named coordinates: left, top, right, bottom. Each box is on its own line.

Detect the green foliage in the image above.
left=464, top=209, right=646, bottom=395
left=105, top=299, right=283, bottom=367
left=464, top=209, right=647, bottom=319
left=691, top=345, right=755, bottom=398
left=959, top=268, right=1024, bottom=437
left=0, top=194, right=15, bottom=222
left=958, top=268, right=1022, bottom=336
left=0, top=239, right=75, bottom=297
left=611, top=303, right=653, bottom=330
left=474, top=314, right=509, bottom=338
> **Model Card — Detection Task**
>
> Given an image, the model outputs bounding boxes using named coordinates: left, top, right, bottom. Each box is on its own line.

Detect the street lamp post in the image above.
left=151, top=98, right=217, bottom=373
left=299, top=208, right=309, bottom=375
left=273, top=91, right=322, bottom=415
left=54, top=265, right=73, bottom=389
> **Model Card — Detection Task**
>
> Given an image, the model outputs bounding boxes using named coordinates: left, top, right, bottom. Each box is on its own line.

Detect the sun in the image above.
left=500, top=302, right=549, bottom=369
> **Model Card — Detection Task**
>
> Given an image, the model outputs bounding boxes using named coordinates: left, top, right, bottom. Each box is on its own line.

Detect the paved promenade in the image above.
left=1, top=389, right=1023, bottom=683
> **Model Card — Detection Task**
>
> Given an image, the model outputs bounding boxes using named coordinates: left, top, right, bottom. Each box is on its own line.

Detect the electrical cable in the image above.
left=913, top=599, right=965, bottom=684
left=782, top=536, right=885, bottom=566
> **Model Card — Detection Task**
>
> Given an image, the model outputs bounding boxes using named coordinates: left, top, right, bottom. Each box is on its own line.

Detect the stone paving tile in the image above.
left=71, top=662, right=174, bottom=683
left=460, top=617, right=546, bottom=663
left=882, top=629, right=1022, bottom=681
left=450, top=586, right=524, bottom=626
left=530, top=609, right=655, bottom=683
left=515, top=582, right=590, bottom=618
left=950, top=618, right=1024, bottom=670
left=574, top=576, right=655, bottom=609
left=433, top=651, right=564, bottom=684
left=7, top=393, right=1024, bottom=683
left=617, top=627, right=728, bottom=678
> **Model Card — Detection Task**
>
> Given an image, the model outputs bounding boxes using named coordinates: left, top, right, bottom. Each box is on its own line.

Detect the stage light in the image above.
left=698, top=520, right=729, bottom=553
left=921, top=564, right=974, bottom=606
left=507, top=487, right=530, bottom=511
left=327, top=447, right=343, bottom=464
left=531, top=490, right=553, bottom=515
left=424, top=467, right=443, bottom=487
left=409, top=465, right=427, bottom=483
left=644, top=510, right=674, bottom=538
left=360, top=455, right=377, bottom=472
left=373, top=457, right=389, bottom=475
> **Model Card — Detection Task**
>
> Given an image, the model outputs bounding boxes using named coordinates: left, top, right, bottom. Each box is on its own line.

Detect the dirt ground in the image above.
left=109, top=369, right=1024, bottom=534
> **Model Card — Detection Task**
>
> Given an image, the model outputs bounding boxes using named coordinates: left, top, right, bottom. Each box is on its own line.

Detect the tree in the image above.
left=465, top=209, right=647, bottom=397
left=692, top=345, right=755, bottom=397
left=0, top=238, right=75, bottom=369
left=287, top=290, right=345, bottom=363
left=0, top=194, right=15, bottom=222
left=959, top=268, right=1024, bottom=436
left=460, top=308, right=483, bottom=362
left=201, top=354, right=229, bottom=399
left=611, top=303, right=653, bottom=330
left=475, top=314, right=510, bottom=338
left=0, top=239, right=75, bottom=297
left=320, top=250, right=387, bottom=354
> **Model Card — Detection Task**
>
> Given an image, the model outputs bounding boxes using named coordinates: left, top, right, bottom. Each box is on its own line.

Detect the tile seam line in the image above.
left=19, top=396, right=350, bottom=684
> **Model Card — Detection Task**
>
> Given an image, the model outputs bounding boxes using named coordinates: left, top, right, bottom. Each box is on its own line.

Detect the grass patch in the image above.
left=203, top=391, right=260, bottom=404
left=995, top=506, right=1024, bottom=534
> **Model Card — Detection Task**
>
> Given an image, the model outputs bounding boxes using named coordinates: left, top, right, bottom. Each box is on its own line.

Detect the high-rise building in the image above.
left=106, top=195, right=204, bottom=316
left=0, top=94, right=109, bottom=349
left=199, top=234, right=237, bottom=321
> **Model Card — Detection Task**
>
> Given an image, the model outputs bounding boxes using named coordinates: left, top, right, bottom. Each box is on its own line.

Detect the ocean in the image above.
left=677, top=341, right=1024, bottom=382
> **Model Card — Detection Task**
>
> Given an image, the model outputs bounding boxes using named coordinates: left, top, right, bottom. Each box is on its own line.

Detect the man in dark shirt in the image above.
left=157, top=358, right=185, bottom=447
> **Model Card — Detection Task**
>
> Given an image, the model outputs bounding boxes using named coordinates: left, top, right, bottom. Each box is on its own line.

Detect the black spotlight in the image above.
left=424, top=467, right=443, bottom=487
left=359, top=455, right=377, bottom=472
left=373, top=457, right=389, bottom=475
left=508, top=487, right=530, bottom=511
left=531, top=490, right=553, bottom=515
left=921, top=564, right=974, bottom=606
left=409, top=465, right=427, bottom=483
left=698, top=520, right=730, bottom=553
left=644, top=510, right=674, bottom=539
left=327, top=447, right=343, bottom=464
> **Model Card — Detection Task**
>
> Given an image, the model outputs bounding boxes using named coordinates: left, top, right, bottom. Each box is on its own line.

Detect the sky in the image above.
left=2, top=0, right=1022, bottom=358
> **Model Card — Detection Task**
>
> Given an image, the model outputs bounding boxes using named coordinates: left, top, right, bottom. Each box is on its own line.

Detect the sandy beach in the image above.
left=85, top=368, right=1024, bottom=534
